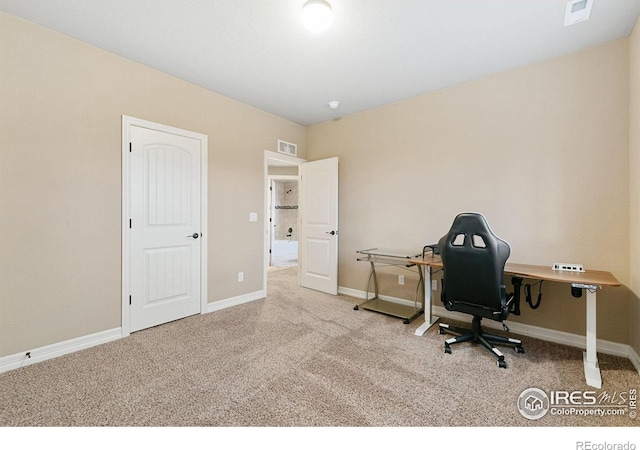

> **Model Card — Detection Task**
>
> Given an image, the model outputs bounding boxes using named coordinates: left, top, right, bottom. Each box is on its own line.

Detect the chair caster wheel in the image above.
left=444, top=345, right=451, bottom=354
left=403, top=319, right=410, bottom=324
left=354, top=305, right=359, bottom=310
left=515, top=346, right=525, bottom=354
left=498, top=360, right=507, bottom=369
left=438, top=327, right=445, bottom=335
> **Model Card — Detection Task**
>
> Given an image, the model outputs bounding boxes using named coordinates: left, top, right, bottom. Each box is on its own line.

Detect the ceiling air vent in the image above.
left=564, top=0, right=593, bottom=26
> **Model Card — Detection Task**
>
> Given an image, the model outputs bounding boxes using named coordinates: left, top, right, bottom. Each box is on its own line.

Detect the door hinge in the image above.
left=129, top=218, right=132, bottom=228
left=129, top=142, right=132, bottom=152
left=129, top=295, right=132, bottom=305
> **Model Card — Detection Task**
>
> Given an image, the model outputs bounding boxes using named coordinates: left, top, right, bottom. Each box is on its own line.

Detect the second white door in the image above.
left=129, top=125, right=203, bottom=332
left=299, top=157, right=339, bottom=295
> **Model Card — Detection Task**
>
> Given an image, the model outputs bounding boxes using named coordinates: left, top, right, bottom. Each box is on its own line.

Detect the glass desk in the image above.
left=355, top=248, right=424, bottom=324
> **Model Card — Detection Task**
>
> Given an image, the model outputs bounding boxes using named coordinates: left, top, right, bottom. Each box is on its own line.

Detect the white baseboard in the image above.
left=205, top=290, right=265, bottom=314
left=340, top=285, right=637, bottom=365
left=0, top=327, right=122, bottom=375
left=0, top=291, right=267, bottom=375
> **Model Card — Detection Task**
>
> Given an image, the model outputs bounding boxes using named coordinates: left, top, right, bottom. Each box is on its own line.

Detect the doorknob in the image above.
left=187, top=233, right=200, bottom=239
left=326, top=230, right=336, bottom=236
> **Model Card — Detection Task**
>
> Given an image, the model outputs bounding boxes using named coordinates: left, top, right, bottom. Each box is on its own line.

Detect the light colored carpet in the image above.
left=0, top=267, right=638, bottom=427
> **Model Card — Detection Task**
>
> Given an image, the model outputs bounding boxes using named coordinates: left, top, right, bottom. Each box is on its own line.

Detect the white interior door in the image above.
left=129, top=125, right=203, bottom=332
left=299, top=157, right=339, bottom=295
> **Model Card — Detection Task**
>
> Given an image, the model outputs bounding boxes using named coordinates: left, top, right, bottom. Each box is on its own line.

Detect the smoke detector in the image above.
left=564, top=0, right=593, bottom=26
left=328, top=100, right=340, bottom=109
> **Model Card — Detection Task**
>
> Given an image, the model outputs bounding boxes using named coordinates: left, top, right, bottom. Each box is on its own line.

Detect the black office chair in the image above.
left=437, top=212, right=524, bottom=368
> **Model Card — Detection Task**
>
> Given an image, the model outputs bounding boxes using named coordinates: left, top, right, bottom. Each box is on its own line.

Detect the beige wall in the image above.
left=630, top=18, right=640, bottom=356
left=0, top=12, right=306, bottom=356
left=1, top=9, right=637, bottom=358
left=307, top=39, right=631, bottom=343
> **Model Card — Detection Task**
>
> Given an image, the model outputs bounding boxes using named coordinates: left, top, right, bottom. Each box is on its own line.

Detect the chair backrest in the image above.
left=438, top=212, right=510, bottom=318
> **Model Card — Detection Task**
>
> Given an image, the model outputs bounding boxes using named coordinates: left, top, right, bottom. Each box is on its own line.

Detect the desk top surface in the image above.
left=409, top=255, right=620, bottom=287
left=357, top=248, right=422, bottom=259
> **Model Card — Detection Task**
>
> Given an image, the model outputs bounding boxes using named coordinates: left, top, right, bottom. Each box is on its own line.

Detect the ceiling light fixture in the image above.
left=301, top=0, right=334, bottom=33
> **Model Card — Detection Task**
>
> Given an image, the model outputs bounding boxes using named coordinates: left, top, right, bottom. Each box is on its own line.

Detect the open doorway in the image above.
left=263, top=151, right=339, bottom=296
left=264, top=151, right=304, bottom=291
left=269, top=177, right=299, bottom=268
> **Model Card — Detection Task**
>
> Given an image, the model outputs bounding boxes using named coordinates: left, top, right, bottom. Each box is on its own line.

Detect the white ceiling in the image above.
left=2, top=0, right=640, bottom=126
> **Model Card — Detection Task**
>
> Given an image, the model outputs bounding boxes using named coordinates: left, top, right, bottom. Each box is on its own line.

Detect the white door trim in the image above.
left=263, top=150, right=305, bottom=294
left=121, top=115, right=208, bottom=337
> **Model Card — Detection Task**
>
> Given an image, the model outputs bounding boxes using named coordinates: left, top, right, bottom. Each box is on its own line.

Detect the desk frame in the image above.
left=410, top=255, right=620, bottom=389
left=356, top=249, right=424, bottom=324
left=413, top=263, right=440, bottom=334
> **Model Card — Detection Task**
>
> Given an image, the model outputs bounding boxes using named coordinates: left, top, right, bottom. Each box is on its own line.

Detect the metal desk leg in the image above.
left=354, top=261, right=379, bottom=310
left=414, top=265, right=439, bottom=336
left=583, top=285, right=601, bottom=389
left=370, top=260, right=378, bottom=299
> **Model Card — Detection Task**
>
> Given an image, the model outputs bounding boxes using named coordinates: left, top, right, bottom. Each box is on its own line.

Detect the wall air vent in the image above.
left=564, top=0, right=593, bottom=27
left=277, top=140, right=297, bottom=157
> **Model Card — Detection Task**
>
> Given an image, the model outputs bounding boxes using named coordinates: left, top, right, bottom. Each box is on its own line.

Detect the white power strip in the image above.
left=552, top=262, right=585, bottom=272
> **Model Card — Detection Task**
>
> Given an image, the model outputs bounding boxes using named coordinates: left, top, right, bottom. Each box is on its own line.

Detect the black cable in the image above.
left=525, top=280, right=543, bottom=309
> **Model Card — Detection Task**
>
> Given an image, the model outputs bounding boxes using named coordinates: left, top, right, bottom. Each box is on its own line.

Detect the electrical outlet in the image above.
left=238, top=272, right=244, bottom=282
left=398, top=275, right=405, bottom=285
left=432, top=280, right=438, bottom=291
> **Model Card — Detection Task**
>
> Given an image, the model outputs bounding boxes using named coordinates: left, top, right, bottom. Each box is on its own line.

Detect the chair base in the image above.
left=438, top=316, right=524, bottom=368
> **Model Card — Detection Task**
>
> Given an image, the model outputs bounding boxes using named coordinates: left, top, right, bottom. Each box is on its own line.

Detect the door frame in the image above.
left=263, top=150, right=305, bottom=294
left=121, top=115, right=208, bottom=337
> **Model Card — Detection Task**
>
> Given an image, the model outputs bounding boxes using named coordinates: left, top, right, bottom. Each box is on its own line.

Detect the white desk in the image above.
left=410, top=254, right=621, bottom=389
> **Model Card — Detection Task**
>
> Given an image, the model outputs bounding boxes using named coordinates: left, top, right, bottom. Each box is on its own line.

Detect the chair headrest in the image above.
left=441, top=212, right=510, bottom=260
left=448, top=212, right=492, bottom=235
